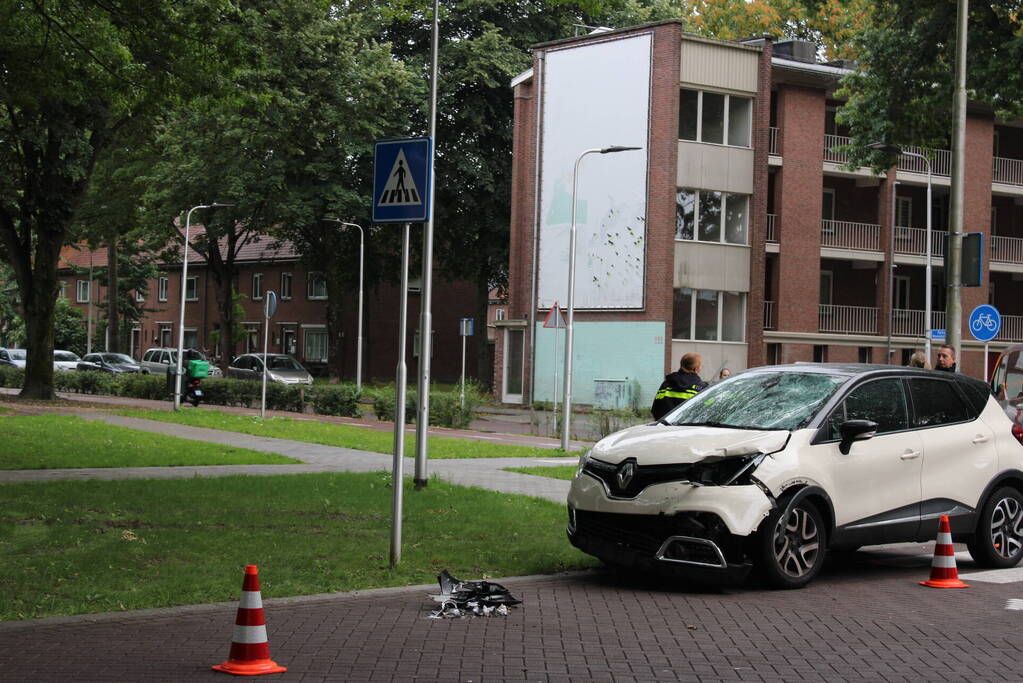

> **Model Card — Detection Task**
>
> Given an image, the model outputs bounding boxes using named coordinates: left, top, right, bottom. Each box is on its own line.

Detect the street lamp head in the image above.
left=601, top=145, right=642, bottom=154
left=866, top=141, right=902, bottom=155
left=210, top=203, right=234, bottom=208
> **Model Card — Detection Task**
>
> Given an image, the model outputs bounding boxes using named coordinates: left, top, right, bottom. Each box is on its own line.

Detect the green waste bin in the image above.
left=187, top=359, right=210, bottom=379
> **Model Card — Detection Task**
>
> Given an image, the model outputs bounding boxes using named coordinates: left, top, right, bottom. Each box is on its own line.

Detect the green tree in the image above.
left=837, top=1, right=1023, bottom=168
left=0, top=0, right=234, bottom=398
left=143, top=1, right=416, bottom=376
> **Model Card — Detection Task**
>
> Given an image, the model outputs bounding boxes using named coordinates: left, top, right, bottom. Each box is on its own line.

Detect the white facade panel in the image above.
left=677, top=142, right=754, bottom=194
left=538, top=34, right=650, bottom=310
left=680, top=41, right=759, bottom=94
left=674, top=242, right=751, bottom=292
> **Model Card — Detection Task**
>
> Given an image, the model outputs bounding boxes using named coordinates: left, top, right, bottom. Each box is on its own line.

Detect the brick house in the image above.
left=497, top=20, right=1023, bottom=406
left=58, top=233, right=486, bottom=383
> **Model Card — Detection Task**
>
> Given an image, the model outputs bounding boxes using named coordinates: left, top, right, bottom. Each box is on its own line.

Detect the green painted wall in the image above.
left=533, top=321, right=665, bottom=408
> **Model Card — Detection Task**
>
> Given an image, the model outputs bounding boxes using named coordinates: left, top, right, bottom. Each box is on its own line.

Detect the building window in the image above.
left=495, top=308, right=506, bottom=321
left=813, top=345, right=827, bottom=363
left=185, top=276, right=198, bottom=302
left=59, top=281, right=68, bottom=299
left=183, top=329, right=198, bottom=350
left=135, top=288, right=145, bottom=302
left=307, top=272, right=327, bottom=300
left=672, top=289, right=745, bottom=342
left=304, top=328, right=328, bottom=362
left=676, top=189, right=749, bottom=245
left=252, top=272, right=263, bottom=300
left=280, top=272, right=293, bottom=300
left=678, top=88, right=752, bottom=147
left=158, top=277, right=169, bottom=302
left=76, top=280, right=90, bottom=303
left=245, top=324, right=260, bottom=354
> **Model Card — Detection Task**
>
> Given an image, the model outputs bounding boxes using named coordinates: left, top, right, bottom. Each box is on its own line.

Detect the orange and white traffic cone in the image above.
left=212, top=565, right=288, bottom=676
left=919, top=514, right=970, bottom=589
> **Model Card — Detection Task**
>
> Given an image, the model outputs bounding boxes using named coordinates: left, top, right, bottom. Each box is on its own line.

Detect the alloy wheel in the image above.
left=990, top=496, right=1023, bottom=560
left=773, top=506, right=821, bottom=578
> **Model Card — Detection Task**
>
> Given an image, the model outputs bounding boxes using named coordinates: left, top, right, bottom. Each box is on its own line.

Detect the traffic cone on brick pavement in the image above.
left=212, top=565, right=288, bottom=676
left=919, top=515, right=970, bottom=589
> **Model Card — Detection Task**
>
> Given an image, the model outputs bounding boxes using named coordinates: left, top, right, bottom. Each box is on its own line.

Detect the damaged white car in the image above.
left=568, top=364, right=1023, bottom=588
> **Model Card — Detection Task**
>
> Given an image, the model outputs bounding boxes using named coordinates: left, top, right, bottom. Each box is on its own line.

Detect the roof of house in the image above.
left=58, top=228, right=301, bottom=271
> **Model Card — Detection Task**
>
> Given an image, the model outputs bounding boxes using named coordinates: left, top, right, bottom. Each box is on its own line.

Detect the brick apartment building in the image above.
left=496, top=19, right=1023, bottom=406
left=58, top=233, right=486, bottom=383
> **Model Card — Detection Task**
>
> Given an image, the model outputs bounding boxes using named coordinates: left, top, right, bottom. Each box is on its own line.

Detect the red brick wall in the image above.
left=775, top=85, right=825, bottom=335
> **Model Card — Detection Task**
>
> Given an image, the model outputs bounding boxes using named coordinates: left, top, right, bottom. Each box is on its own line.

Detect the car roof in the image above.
left=746, top=362, right=990, bottom=391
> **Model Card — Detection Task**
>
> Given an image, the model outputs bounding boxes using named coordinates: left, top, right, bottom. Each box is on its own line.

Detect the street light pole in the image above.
left=174, top=203, right=231, bottom=410
left=322, top=219, right=365, bottom=392
left=560, top=145, right=641, bottom=451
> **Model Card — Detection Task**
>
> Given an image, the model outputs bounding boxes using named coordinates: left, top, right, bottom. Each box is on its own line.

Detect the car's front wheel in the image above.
left=756, top=497, right=826, bottom=589
left=967, top=486, right=1023, bottom=568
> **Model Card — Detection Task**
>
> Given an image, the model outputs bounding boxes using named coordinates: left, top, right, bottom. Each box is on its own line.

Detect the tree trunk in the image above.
left=474, top=270, right=493, bottom=392
left=20, top=238, right=60, bottom=400
left=107, top=241, right=122, bottom=353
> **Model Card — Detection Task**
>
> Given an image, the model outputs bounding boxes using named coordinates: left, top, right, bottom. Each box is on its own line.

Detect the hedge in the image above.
left=367, top=381, right=483, bottom=429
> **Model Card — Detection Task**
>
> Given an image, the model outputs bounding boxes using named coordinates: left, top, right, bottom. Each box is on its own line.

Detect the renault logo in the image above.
left=616, top=461, right=636, bottom=490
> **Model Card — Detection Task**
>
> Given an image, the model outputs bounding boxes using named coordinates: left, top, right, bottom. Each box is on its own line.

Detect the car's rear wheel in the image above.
left=967, top=487, right=1023, bottom=568
left=756, top=498, right=826, bottom=589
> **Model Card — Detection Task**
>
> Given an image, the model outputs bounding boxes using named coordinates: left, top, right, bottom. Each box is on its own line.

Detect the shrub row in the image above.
left=0, top=367, right=484, bottom=428
left=0, top=367, right=360, bottom=418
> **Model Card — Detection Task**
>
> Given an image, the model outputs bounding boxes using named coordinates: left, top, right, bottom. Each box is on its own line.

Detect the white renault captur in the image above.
left=567, top=364, right=1023, bottom=588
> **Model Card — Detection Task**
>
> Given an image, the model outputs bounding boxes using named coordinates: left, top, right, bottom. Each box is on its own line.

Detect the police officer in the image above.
left=651, top=352, right=708, bottom=420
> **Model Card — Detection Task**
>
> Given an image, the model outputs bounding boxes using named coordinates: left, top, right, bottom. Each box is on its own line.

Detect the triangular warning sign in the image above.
left=543, top=302, right=566, bottom=329
left=377, top=149, right=422, bottom=206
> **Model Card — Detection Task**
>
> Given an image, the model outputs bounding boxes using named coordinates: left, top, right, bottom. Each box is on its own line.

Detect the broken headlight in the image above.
left=687, top=453, right=765, bottom=487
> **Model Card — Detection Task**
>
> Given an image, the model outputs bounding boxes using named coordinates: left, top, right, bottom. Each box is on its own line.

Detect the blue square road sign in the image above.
left=373, top=137, right=433, bottom=223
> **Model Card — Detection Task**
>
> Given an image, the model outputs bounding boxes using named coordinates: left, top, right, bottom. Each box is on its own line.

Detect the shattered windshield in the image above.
left=665, top=371, right=849, bottom=430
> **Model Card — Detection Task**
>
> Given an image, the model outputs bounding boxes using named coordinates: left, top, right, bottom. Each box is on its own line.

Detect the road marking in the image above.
left=959, top=566, right=1023, bottom=584
left=1006, top=599, right=1023, bottom=610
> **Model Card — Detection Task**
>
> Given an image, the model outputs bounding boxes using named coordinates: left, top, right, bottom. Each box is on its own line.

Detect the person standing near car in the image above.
left=651, top=353, right=708, bottom=419
left=908, top=350, right=930, bottom=369
left=935, top=345, right=957, bottom=372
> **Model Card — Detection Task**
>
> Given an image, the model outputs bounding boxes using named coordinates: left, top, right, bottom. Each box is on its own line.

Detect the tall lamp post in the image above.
left=560, top=145, right=641, bottom=451
left=869, top=142, right=933, bottom=361
left=322, top=218, right=365, bottom=391
left=174, top=203, right=232, bottom=410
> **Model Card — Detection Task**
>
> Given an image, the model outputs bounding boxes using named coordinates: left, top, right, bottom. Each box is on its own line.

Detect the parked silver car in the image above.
left=228, top=353, right=313, bottom=385
left=53, top=350, right=82, bottom=371
left=0, top=348, right=27, bottom=368
left=77, top=353, right=141, bottom=374
left=139, top=347, right=222, bottom=376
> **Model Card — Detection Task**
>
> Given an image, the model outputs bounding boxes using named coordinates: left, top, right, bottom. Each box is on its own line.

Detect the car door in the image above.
left=818, top=377, right=924, bottom=545
left=909, top=377, right=998, bottom=538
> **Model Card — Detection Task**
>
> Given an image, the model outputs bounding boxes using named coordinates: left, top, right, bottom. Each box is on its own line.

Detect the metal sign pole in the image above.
left=985, top=342, right=989, bottom=382
left=460, top=330, right=466, bottom=408
left=391, top=223, right=411, bottom=568
left=260, top=319, right=269, bottom=419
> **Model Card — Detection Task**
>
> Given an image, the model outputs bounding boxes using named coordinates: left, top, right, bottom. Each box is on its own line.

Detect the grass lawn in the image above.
left=0, top=414, right=299, bottom=469
left=504, top=465, right=578, bottom=481
left=118, top=409, right=563, bottom=459
left=0, top=473, right=596, bottom=620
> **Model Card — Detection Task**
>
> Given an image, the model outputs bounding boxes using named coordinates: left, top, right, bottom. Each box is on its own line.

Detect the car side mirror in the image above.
left=838, top=419, right=877, bottom=455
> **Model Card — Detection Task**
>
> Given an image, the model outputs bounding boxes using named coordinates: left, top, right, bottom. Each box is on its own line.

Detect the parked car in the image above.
left=227, top=353, right=313, bottom=385
left=138, top=347, right=221, bottom=377
left=53, top=350, right=81, bottom=371
left=77, top=353, right=141, bottom=374
left=567, top=363, right=1023, bottom=589
left=0, top=348, right=27, bottom=368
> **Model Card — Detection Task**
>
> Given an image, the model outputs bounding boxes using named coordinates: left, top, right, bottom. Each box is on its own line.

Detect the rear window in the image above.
left=957, top=379, right=991, bottom=417
left=908, top=378, right=970, bottom=427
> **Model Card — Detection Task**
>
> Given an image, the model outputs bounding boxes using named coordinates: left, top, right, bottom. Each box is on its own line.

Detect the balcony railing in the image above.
left=819, top=305, right=878, bottom=334
left=998, top=315, right=1023, bottom=342
left=766, top=214, right=777, bottom=243
left=764, top=300, right=776, bottom=330
left=890, top=309, right=947, bottom=337
left=821, top=220, right=881, bottom=251
left=769, top=127, right=779, bottom=155
left=993, top=157, right=1023, bottom=186
left=823, top=135, right=950, bottom=176
left=892, top=226, right=946, bottom=258
left=991, top=235, right=1023, bottom=264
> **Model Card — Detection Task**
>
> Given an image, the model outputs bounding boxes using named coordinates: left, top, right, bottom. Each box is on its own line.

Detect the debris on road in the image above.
left=427, top=569, right=521, bottom=619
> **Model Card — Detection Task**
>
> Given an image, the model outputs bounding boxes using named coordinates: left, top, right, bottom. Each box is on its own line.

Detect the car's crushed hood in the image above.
left=589, top=424, right=789, bottom=466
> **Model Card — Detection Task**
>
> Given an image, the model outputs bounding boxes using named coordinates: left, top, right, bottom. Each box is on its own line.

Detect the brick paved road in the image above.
left=2, top=546, right=1021, bottom=682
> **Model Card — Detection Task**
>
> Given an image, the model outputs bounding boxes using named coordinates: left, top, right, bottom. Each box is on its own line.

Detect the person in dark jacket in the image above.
left=651, top=352, right=709, bottom=420
left=934, top=345, right=957, bottom=372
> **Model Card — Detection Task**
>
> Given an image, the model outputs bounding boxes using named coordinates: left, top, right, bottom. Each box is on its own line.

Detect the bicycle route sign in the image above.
left=372, top=137, right=433, bottom=224
left=968, top=304, right=1001, bottom=343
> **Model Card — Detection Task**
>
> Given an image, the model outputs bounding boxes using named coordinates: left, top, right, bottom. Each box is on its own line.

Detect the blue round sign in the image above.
left=968, top=304, right=1001, bottom=342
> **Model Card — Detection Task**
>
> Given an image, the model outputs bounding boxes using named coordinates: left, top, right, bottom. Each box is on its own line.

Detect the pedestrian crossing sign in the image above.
left=373, top=137, right=432, bottom=223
